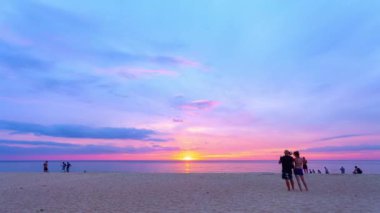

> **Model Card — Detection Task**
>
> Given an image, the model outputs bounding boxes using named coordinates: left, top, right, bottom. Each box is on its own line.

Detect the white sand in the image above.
left=0, top=173, right=379, bottom=212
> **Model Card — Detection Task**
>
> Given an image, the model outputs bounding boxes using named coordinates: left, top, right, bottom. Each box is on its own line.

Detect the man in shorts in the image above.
left=279, top=150, right=294, bottom=191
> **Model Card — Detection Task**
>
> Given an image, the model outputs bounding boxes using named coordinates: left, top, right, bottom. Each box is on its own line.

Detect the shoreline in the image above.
left=0, top=160, right=378, bottom=174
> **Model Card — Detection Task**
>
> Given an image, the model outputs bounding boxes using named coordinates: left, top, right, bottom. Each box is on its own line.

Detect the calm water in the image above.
left=0, top=160, right=379, bottom=174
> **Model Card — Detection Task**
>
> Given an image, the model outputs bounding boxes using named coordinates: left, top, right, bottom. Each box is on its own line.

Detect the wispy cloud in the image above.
left=96, top=51, right=205, bottom=70
left=96, top=66, right=177, bottom=79
left=0, top=139, right=179, bottom=155
left=0, top=120, right=166, bottom=141
left=0, top=139, right=77, bottom=148
left=0, top=26, right=32, bottom=46
left=151, top=56, right=203, bottom=68
left=0, top=41, right=52, bottom=72
left=172, top=118, right=184, bottom=123
left=303, top=144, right=380, bottom=152
left=179, top=100, right=219, bottom=111
left=316, top=133, right=373, bottom=142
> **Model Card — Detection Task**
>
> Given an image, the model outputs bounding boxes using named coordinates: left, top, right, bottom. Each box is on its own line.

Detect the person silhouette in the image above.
left=62, top=162, right=67, bottom=172
left=302, top=157, right=308, bottom=174
left=66, top=162, right=71, bottom=173
left=353, top=166, right=363, bottom=174
left=324, top=167, right=329, bottom=174
left=340, top=166, right=345, bottom=174
left=279, top=150, right=295, bottom=191
left=43, top=161, right=48, bottom=173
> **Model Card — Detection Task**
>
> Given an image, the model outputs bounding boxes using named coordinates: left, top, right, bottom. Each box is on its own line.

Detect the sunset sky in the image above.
left=1, top=0, right=380, bottom=160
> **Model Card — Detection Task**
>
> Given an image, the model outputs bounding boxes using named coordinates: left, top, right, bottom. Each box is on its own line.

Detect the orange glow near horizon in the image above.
left=175, top=151, right=201, bottom=161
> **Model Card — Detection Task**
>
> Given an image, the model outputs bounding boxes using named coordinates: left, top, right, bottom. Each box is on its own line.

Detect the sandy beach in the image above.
left=0, top=173, right=379, bottom=213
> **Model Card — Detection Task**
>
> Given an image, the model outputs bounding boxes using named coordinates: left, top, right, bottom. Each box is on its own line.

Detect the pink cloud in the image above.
left=176, top=57, right=210, bottom=71
left=174, top=57, right=201, bottom=67
left=179, top=100, right=219, bottom=111
left=151, top=55, right=209, bottom=71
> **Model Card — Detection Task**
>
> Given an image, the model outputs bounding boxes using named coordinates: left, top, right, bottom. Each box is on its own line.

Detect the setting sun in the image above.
left=175, top=151, right=200, bottom=161
left=182, top=156, right=194, bottom=161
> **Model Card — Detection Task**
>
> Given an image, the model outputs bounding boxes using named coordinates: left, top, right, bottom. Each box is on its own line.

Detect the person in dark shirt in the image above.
left=279, top=150, right=294, bottom=191
left=340, top=166, right=345, bottom=174
left=66, top=162, right=71, bottom=173
left=43, top=161, right=48, bottom=173
left=302, top=157, right=308, bottom=174
left=62, top=162, right=67, bottom=172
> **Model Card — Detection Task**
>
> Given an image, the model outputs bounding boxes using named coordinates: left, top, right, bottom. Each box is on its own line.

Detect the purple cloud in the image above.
left=172, top=118, right=184, bottom=123
left=96, top=66, right=178, bottom=79
left=179, top=100, right=219, bottom=111
left=316, top=133, right=373, bottom=142
left=303, top=144, right=380, bottom=152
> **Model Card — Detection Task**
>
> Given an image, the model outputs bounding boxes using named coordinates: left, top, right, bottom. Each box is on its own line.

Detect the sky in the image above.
left=1, top=0, right=380, bottom=160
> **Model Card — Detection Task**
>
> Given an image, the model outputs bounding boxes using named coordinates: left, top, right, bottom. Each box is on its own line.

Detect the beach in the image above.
left=0, top=173, right=379, bottom=213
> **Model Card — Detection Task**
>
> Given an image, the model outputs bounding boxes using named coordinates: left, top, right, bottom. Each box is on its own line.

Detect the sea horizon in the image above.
left=1, top=160, right=379, bottom=174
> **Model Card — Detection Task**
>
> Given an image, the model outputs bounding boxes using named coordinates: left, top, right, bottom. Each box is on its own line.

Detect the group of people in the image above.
left=279, top=150, right=309, bottom=192
left=42, top=161, right=72, bottom=173
left=306, top=165, right=362, bottom=175
left=62, top=162, right=72, bottom=173
left=353, top=166, right=363, bottom=174
left=279, top=150, right=365, bottom=191
left=336, top=166, right=363, bottom=174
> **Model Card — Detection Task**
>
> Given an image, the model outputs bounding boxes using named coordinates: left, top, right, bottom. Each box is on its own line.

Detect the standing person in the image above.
left=62, top=162, right=67, bottom=172
left=293, top=151, right=308, bottom=191
left=302, top=157, right=308, bottom=174
left=324, top=166, right=329, bottom=174
left=66, top=162, right=71, bottom=173
left=279, top=150, right=295, bottom=191
left=340, top=166, right=345, bottom=174
left=43, top=161, right=48, bottom=173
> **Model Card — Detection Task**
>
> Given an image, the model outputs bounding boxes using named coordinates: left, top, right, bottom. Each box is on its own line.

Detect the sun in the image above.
left=175, top=151, right=200, bottom=161
left=182, top=156, right=194, bottom=161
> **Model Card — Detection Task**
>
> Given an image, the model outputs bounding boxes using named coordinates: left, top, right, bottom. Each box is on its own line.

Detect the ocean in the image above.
left=0, top=160, right=379, bottom=174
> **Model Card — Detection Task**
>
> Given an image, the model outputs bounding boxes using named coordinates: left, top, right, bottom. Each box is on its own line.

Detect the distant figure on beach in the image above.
left=302, top=157, right=308, bottom=174
left=317, top=169, right=321, bottom=174
left=340, top=166, right=345, bottom=174
left=66, top=162, right=71, bottom=173
left=43, top=161, right=48, bottom=173
left=324, top=167, right=329, bottom=174
left=62, top=162, right=67, bottom=172
left=353, top=166, right=363, bottom=174
left=293, top=151, right=308, bottom=191
left=309, top=169, right=312, bottom=174
left=279, top=150, right=294, bottom=191
left=312, top=169, right=316, bottom=174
